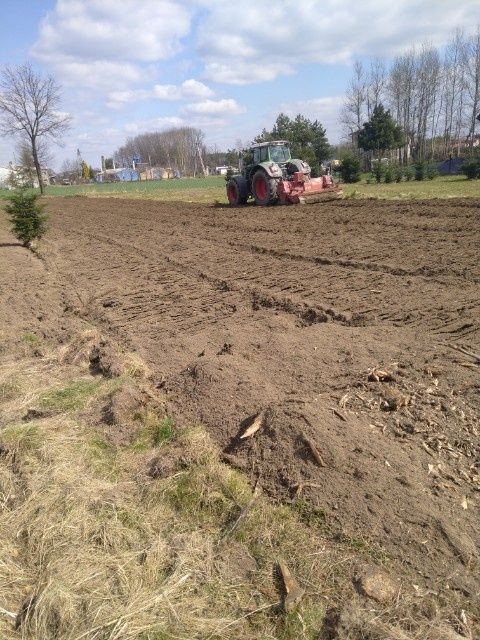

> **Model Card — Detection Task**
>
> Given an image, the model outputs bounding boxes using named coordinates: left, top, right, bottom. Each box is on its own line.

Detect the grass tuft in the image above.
left=39, top=378, right=102, bottom=412
left=0, top=342, right=465, bottom=640
left=132, top=412, right=175, bottom=450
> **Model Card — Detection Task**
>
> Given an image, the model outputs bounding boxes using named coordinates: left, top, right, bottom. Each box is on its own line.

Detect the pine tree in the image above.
left=357, top=104, right=405, bottom=159
left=4, top=188, right=48, bottom=248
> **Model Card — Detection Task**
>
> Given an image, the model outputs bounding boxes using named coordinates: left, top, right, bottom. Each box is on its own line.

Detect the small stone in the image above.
left=355, top=565, right=398, bottom=603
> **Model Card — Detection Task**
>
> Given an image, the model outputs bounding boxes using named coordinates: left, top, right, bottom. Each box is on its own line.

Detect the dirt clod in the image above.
left=103, top=384, right=145, bottom=425
left=89, top=339, right=126, bottom=378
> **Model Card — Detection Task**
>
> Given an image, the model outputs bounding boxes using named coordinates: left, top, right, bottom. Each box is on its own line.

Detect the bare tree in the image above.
left=464, top=26, right=480, bottom=153
left=0, top=63, right=70, bottom=194
left=340, top=60, right=367, bottom=137
left=113, top=126, right=206, bottom=176
left=440, top=30, right=467, bottom=156
left=14, top=138, right=51, bottom=186
left=366, top=59, right=387, bottom=117
left=388, top=49, right=417, bottom=162
left=341, top=25, right=480, bottom=162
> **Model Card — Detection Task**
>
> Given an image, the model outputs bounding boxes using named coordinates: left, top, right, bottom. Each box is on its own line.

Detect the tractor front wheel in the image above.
left=226, top=176, right=248, bottom=206
left=252, top=170, right=278, bottom=206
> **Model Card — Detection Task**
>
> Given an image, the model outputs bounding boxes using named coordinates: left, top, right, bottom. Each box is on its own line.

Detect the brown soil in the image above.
left=2, top=197, right=479, bottom=612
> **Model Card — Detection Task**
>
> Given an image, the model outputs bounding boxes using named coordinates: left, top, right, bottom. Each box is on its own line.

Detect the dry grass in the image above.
left=0, top=337, right=473, bottom=640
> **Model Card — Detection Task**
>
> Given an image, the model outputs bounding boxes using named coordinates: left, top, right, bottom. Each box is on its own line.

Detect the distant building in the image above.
left=0, top=166, right=11, bottom=189
left=95, top=167, right=139, bottom=183
left=0, top=163, right=52, bottom=188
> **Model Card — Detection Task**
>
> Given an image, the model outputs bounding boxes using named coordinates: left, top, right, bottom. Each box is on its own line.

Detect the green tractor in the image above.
left=226, top=140, right=341, bottom=206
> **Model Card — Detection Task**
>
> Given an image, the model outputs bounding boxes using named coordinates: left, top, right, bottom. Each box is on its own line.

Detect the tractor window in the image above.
left=259, top=146, right=268, bottom=162
left=253, top=148, right=261, bottom=164
left=270, top=145, right=291, bottom=163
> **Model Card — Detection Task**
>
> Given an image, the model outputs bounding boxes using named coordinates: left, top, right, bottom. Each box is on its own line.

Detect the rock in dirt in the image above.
left=103, top=384, right=145, bottom=425
left=355, top=565, right=398, bottom=603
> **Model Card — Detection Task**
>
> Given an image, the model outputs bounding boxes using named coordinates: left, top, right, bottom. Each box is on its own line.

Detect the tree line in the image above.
left=113, top=127, right=206, bottom=176
left=341, top=26, right=480, bottom=161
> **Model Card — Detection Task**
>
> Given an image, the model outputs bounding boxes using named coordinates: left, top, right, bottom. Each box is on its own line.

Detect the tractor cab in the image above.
left=251, top=141, right=292, bottom=166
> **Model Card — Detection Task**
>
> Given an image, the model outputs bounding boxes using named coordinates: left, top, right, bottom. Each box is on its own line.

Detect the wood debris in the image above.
left=222, top=482, right=261, bottom=538
left=293, top=481, right=322, bottom=497
left=278, top=560, right=305, bottom=612
left=240, top=411, right=265, bottom=439
left=444, top=343, right=480, bottom=364
left=368, top=368, right=394, bottom=382
left=332, top=408, right=347, bottom=422
left=338, top=392, right=350, bottom=409
left=302, top=432, right=326, bottom=467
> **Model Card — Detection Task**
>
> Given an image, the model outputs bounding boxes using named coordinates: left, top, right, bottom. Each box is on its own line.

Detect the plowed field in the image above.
left=38, top=197, right=479, bottom=603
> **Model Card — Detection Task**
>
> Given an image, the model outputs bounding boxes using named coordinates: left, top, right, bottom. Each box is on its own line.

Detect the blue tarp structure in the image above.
left=437, top=157, right=464, bottom=175
left=116, top=168, right=139, bottom=181
left=95, top=168, right=139, bottom=183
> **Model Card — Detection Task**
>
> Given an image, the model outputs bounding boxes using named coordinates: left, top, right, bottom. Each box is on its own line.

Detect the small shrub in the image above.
left=384, top=166, right=395, bottom=183
left=462, top=159, right=480, bottom=180
left=4, top=188, right=48, bottom=248
left=414, top=161, right=426, bottom=181
left=404, top=165, right=415, bottom=181
left=372, top=161, right=385, bottom=183
left=338, top=152, right=361, bottom=183
left=426, top=163, right=438, bottom=180
left=394, top=167, right=404, bottom=182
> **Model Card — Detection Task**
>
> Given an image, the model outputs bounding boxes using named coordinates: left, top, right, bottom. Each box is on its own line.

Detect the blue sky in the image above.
left=0, top=0, right=478, bottom=169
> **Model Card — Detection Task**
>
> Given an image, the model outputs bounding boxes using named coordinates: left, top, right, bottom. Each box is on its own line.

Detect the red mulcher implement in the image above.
left=226, top=140, right=342, bottom=206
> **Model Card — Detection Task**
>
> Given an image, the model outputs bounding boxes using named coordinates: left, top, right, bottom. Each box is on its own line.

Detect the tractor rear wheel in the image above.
left=226, top=176, right=248, bottom=206
left=252, top=170, right=279, bottom=206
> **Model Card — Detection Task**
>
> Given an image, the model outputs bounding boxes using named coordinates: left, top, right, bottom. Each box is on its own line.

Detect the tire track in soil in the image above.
left=41, top=198, right=480, bottom=603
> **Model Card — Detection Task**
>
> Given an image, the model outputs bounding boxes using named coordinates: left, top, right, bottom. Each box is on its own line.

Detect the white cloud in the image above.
left=204, top=62, right=295, bottom=85
left=32, top=0, right=192, bottom=89
left=106, top=80, right=214, bottom=107
left=33, top=0, right=191, bottom=63
left=153, top=79, right=214, bottom=101
left=42, top=59, right=147, bottom=92
left=181, top=79, right=214, bottom=99
left=197, top=0, right=480, bottom=83
left=182, top=99, right=245, bottom=116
